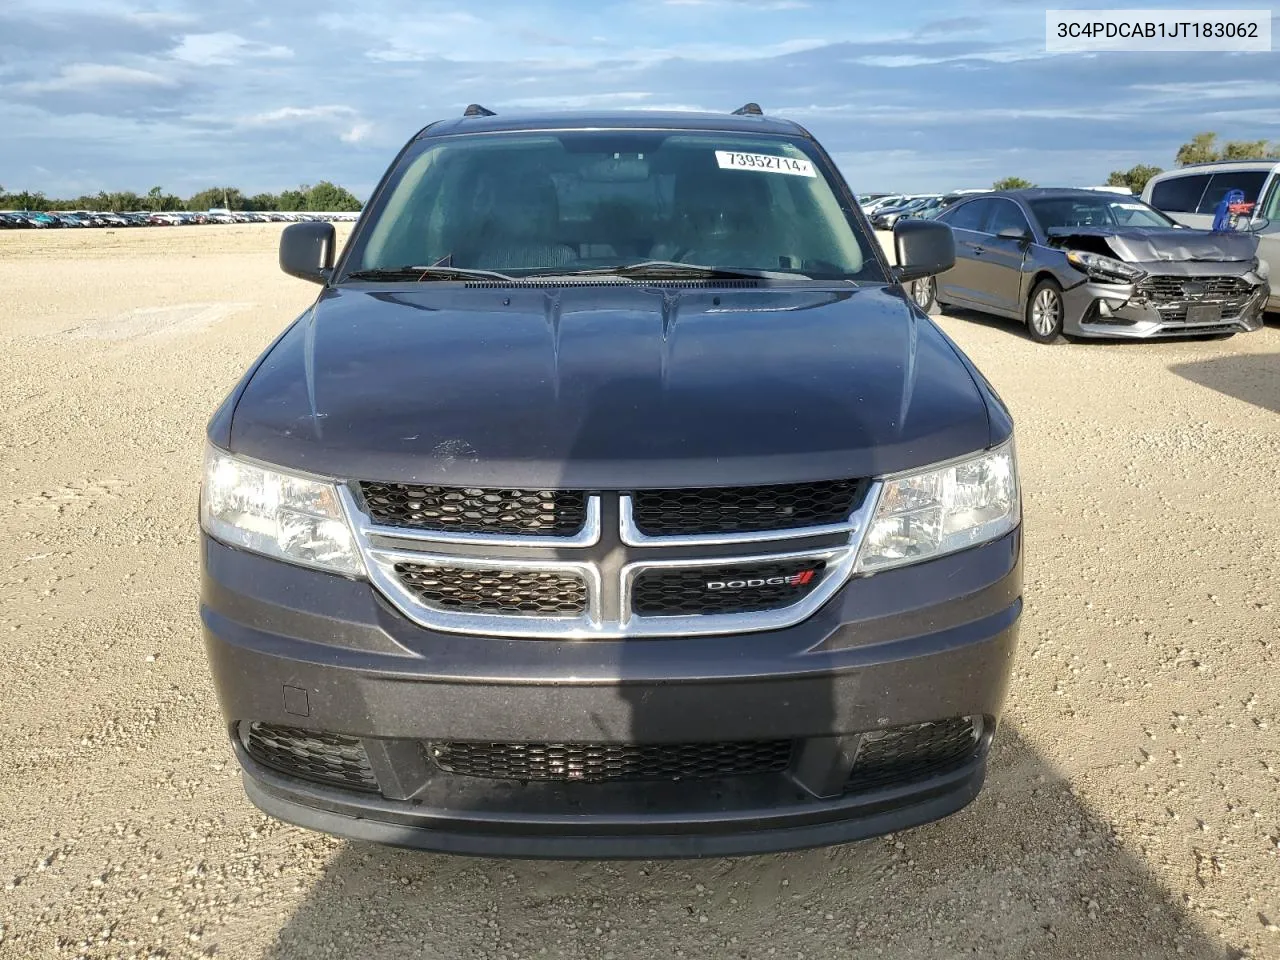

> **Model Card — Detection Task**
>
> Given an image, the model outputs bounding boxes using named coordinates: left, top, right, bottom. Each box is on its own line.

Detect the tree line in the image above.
left=9, top=130, right=1280, bottom=213
left=994, top=132, right=1280, bottom=194
left=0, top=180, right=363, bottom=214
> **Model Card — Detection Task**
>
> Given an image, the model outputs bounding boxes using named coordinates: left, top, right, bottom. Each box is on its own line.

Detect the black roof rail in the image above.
left=732, top=102, right=763, bottom=116
left=463, top=104, right=496, bottom=118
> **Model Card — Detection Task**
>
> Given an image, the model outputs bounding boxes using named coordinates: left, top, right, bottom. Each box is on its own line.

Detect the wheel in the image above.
left=908, top=275, right=937, bottom=314
left=1026, top=278, right=1065, bottom=344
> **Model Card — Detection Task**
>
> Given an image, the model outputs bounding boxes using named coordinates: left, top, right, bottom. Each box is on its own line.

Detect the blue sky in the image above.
left=1, top=0, right=1277, bottom=198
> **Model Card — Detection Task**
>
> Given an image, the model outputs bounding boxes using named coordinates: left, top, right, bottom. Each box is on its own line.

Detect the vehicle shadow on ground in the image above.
left=1169, top=353, right=1280, bottom=414
left=934, top=305, right=1035, bottom=342
left=259, top=722, right=1241, bottom=960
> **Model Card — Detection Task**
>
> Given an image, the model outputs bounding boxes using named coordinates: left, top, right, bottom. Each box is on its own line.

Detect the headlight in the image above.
left=856, top=440, right=1019, bottom=574
left=200, top=446, right=364, bottom=576
left=1065, top=250, right=1145, bottom=284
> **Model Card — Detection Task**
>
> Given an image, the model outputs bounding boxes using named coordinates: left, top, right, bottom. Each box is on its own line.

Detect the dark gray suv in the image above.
left=199, top=105, right=1022, bottom=857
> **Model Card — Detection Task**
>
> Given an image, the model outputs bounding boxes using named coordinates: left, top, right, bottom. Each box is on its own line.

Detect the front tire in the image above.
left=1026, top=278, right=1065, bottom=344
left=909, top=275, right=938, bottom=314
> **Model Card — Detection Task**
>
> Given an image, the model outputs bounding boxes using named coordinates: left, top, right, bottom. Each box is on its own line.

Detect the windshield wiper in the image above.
left=527, top=260, right=808, bottom=281
left=345, top=265, right=517, bottom=282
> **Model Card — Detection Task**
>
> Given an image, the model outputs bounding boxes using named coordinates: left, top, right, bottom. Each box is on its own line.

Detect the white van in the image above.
left=1142, top=160, right=1279, bottom=311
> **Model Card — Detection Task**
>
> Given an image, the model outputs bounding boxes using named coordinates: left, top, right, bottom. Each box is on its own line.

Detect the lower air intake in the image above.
left=845, top=717, right=983, bottom=793
left=241, top=722, right=379, bottom=793
left=428, top=740, right=794, bottom=782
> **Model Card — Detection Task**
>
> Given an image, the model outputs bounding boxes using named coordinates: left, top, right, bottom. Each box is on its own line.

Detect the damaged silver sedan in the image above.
left=916, top=188, right=1270, bottom=343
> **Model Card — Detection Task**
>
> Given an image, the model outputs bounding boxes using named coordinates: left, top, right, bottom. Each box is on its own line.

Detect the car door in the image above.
left=1252, top=174, right=1280, bottom=310
left=934, top=198, right=994, bottom=306
left=976, top=199, right=1035, bottom=316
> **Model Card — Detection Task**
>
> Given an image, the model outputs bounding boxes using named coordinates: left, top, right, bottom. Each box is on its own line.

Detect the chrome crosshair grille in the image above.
left=342, top=480, right=880, bottom=639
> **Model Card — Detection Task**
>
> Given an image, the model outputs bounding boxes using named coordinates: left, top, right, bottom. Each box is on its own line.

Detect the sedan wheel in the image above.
left=909, top=275, right=937, bottom=314
left=1026, top=279, right=1065, bottom=344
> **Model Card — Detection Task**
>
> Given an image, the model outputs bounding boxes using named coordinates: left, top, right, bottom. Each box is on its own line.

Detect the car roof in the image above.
left=979, top=188, right=1149, bottom=202
left=1150, top=159, right=1280, bottom=176
left=415, top=109, right=809, bottom=140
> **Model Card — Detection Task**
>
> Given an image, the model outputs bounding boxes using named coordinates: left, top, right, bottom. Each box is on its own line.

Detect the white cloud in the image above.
left=325, top=4, right=830, bottom=67
left=502, top=91, right=655, bottom=109
left=1129, top=80, right=1280, bottom=101
left=1200, top=108, right=1280, bottom=126
left=241, top=106, right=350, bottom=125
left=851, top=49, right=1054, bottom=68
left=320, top=11, right=484, bottom=63
left=662, top=0, right=810, bottom=7
left=170, top=32, right=292, bottom=66
left=781, top=103, right=1130, bottom=123
left=340, top=121, right=374, bottom=144
left=120, top=10, right=199, bottom=28
left=664, top=37, right=828, bottom=60
left=20, top=63, right=177, bottom=92
left=238, top=104, right=373, bottom=144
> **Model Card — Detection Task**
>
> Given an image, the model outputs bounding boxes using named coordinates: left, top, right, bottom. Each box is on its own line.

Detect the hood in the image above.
left=1046, top=226, right=1259, bottom=263
left=225, top=283, right=993, bottom=488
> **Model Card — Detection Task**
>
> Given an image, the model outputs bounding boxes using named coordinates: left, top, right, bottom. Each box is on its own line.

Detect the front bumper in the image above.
left=1061, top=269, right=1269, bottom=339
left=202, top=530, right=1022, bottom=858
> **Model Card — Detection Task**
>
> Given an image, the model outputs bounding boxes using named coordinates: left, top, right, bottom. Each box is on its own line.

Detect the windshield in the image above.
left=348, top=129, right=882, bottom=281
left=1028, top=196, right=1176, bottom=231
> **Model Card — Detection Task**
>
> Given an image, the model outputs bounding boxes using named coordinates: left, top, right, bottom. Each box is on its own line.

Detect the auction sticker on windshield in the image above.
left=715, top=151, right=816, bottom=177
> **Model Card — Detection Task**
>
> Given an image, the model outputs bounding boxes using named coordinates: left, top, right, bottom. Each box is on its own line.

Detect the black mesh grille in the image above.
left=429, top=740, right=793, bottom=782
left=631, top=480, right=864, bottom=536
left=631, top=560, right=825, bottom=616
left=394, top=563, right=588, bottom=616
left=242, top=723, right=379, bottom=793
left=845, top=718, right=980, bottom=793
left=359, top=483, right=587, bottom=536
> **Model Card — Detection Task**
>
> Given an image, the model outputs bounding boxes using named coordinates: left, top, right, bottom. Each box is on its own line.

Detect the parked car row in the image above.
left=861, top=187, right=1137, bottom=230
left=0, top=210, right=360, bottom=229
left=862, top=191, right=987, bottom=229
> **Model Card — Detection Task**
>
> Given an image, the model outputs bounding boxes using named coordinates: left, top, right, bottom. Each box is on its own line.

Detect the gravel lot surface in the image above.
left=1, top=224, right=1277, bottom=960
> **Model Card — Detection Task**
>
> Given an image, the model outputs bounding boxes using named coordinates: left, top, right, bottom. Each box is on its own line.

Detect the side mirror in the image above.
left=996, top=225, right=1031, bottom=242
left=892, top=218, right=955, bottom=282
left=280, top=221, right=335, bottom=284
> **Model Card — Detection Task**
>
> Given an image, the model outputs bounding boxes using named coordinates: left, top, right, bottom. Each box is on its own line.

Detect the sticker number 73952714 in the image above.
left=714, top=151, right=816, bottom=178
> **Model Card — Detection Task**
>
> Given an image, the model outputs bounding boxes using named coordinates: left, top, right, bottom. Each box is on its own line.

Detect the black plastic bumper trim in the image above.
left=242, top=758, right=986, bottom=859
